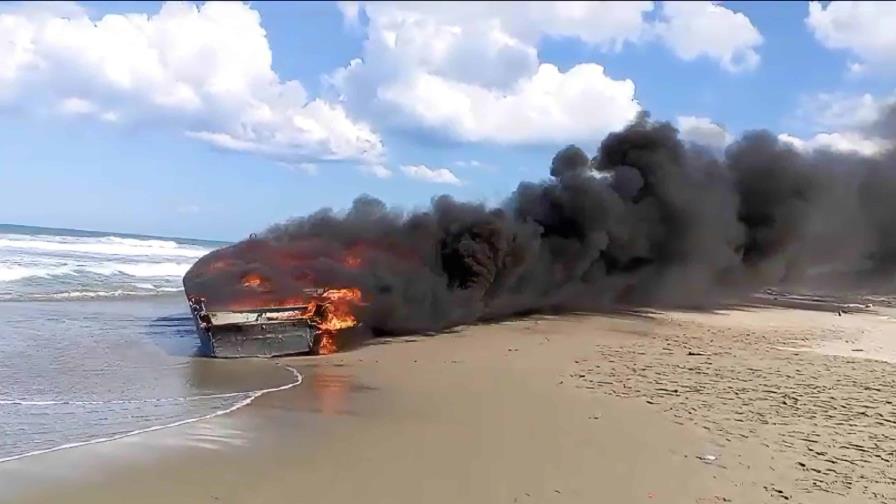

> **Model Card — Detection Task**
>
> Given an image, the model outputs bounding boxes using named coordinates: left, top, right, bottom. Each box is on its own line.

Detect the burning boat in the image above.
left=182, top=236, right=367, bottom=357
left=186, top=287, right=360, bottom=358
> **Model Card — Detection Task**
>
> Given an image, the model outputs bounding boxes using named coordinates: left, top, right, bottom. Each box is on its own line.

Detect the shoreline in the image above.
left=0, top=364, right=303, bottom=465
left=2, top=301, right=895, bottom=503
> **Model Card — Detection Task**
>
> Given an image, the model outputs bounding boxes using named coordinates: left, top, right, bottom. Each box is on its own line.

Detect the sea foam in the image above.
left=0, top=234, right=208, bottom=258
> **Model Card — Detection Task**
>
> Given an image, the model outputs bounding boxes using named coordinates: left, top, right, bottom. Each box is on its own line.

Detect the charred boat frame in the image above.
left=188, top=296, right=327, bottom=358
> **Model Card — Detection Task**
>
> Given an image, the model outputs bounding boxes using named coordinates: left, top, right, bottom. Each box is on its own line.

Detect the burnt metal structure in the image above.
left=187, top=296, right=323, bottom=357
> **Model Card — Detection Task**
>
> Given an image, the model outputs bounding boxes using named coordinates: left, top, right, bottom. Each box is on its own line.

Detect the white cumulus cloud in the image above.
left=330, top=1, right=764, bottom=147
left=0, top=1, right=384, bottom=165
left=373, top=63, right=640, bottom=144
left=400, top=164, right=462, bottom=185
left=806, top=1, right=896, bottom=71
left=329, top=2, right=652, bottom=145
left=778, top=132, right=890, bottom=157
left=655, top=1, right=763, bottom=73
left=796, top=92, right=894, bottom=131
left=676, top=115, right=732, bottom=151
left=358, top=164, right=394, bottom=179
left=781, top=90, right=895, bottom=156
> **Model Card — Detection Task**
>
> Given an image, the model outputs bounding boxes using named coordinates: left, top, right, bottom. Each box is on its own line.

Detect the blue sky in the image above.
left=1, top=1, right=894, bottom=241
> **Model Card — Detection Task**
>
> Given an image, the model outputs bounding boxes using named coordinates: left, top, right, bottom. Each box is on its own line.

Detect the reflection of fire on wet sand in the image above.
left=308, top=371, right=352, bottom=416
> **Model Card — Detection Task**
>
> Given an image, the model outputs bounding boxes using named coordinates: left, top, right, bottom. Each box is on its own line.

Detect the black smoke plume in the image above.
left=184, top=110, right=896, bottom=334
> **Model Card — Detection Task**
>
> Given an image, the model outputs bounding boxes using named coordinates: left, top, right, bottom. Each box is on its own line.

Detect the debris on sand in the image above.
left=697, top=454, right=719, bottom=464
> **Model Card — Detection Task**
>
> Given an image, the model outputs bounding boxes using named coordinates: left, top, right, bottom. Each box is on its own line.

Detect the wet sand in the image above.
left=3, top=298, right=895, bottom=503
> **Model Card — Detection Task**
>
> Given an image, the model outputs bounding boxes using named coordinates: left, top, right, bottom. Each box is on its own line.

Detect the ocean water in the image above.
left=0, top=224, right=226, bottom=301
left=0, top=225, right=300, bottom=462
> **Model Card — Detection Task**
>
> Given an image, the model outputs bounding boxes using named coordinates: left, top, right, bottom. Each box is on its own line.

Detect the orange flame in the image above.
left=313, top=288, right=363, bottom=354
left=316, top=331, right=338, bottom=355
left=317, top=289, right=362, bottom=332
left=241, top=273, right=268, bottom=289
left=321, top=288, right=362, bottom=302
left=228, top=267, right=362, bottom=354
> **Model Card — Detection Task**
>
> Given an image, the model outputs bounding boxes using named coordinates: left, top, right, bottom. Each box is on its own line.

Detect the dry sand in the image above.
left=2, top=297, right=895, bottom=503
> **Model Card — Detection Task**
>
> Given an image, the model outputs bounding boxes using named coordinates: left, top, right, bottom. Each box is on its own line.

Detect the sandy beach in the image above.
left=2, top=297, right=895, bottom=504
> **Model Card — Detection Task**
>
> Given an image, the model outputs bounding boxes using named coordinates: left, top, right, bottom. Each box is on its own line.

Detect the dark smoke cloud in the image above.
left=870, top=103, right=896, bottom=139
left=184, top=110, right=896, bottom=334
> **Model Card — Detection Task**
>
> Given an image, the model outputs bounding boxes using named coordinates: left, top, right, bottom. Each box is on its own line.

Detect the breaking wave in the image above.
left=0, top=265, right=60, bottom=282
left=0, top=226, right=221, bottom=301
left=0, top=262, right=194, bottom=282
left=87, top=261, right=195, bottom=277
left=32, top=288, right=184, bottom=300
left=0, top=235, right=208, bottom=258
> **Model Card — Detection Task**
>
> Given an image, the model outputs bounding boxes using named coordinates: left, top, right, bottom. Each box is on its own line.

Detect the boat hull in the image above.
left=188, top=298, right=318, bottom=358
left=196, top=319, right=315, bottom=358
